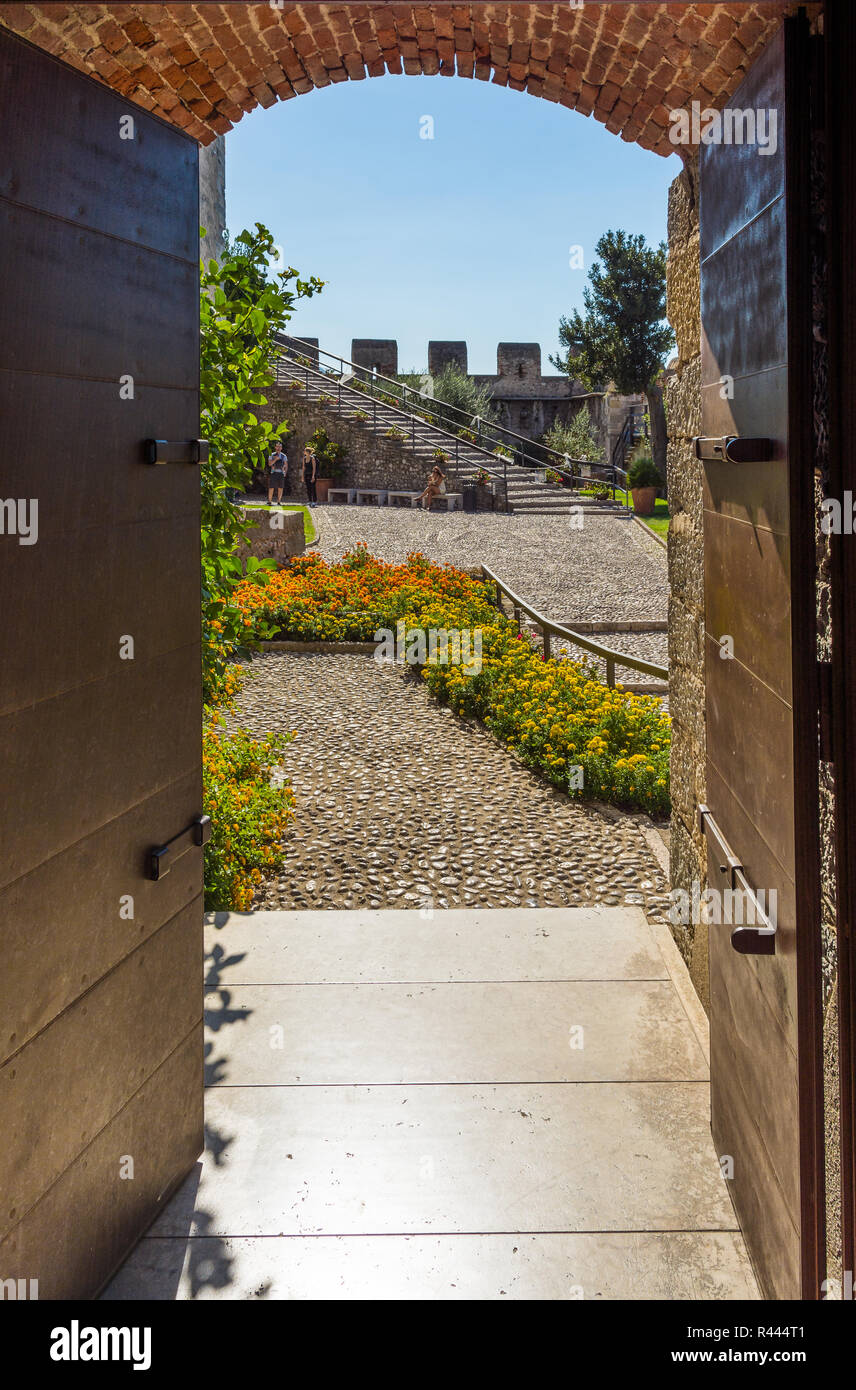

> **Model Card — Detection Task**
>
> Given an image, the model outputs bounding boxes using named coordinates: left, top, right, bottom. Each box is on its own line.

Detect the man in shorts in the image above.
left=267, top=439, right=288, bottom=504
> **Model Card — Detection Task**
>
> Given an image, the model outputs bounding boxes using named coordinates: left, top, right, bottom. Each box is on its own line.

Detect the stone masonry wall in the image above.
left=258, top=387, right=454, bottom=500
left=664, top=154, right=708, bottom=1007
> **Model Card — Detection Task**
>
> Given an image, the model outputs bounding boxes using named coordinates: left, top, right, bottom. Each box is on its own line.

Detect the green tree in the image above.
left=430, top=362, right=496, bottom=436
left=543, top=407, right=604, bottom=464
left=550, top=230, right=673, bottom=476
left=200, top=223, right=323, bottom=700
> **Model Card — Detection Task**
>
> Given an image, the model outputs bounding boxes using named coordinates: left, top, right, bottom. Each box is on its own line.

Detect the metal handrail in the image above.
left=274, top=333, right=631, bottom=509
left=481, top=563, right=668, bottom=689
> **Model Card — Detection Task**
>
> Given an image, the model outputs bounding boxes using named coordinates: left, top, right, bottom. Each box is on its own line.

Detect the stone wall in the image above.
left=258, top=387, right=451, bottom=499
left=236, top=506, right=304, bottom=567
left=664, top=154, right=708, bottom=1006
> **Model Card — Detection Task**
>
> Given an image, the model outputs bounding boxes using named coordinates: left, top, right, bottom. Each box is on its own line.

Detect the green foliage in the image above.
left=199, top=222, right=323, bottom=701
left=430, top=362, right=495, bottom=432
left=203, top=708, right=294, bottom=911
left=551, top=230, right=674, bottom=395
left=307, top=426, right=347, bottom=477
left=542, top=407, right=604, bottom=463
left=627, top=454, right=663, bottom=489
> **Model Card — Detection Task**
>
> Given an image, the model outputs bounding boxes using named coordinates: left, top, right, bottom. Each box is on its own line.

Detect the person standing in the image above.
left=267, top=439, right=288, bottom=505
left=303, top=444, right=318, bottom=507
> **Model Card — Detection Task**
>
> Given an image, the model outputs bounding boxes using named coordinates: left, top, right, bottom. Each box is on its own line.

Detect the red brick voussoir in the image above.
left=0, top=2, right=803, bottom=153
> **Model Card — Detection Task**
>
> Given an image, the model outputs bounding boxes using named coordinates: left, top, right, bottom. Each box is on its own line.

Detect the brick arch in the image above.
left=0, top=2, right=794, bottom=155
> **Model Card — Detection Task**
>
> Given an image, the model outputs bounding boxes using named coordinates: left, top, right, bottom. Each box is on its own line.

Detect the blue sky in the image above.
left=225, top=74, right=680, bottom=376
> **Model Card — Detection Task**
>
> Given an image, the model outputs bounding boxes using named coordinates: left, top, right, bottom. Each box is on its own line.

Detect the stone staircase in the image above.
left=274, top=350, right=629, bottom=519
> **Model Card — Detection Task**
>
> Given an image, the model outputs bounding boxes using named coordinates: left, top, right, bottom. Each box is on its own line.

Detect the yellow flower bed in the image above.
left=202, top=666, right=295, bottom=911
left=425, top=622, right=670, bottom=818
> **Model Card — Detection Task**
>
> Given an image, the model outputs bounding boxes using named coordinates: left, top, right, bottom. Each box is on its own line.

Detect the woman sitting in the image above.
left=418, top=465, right=447, bottom=511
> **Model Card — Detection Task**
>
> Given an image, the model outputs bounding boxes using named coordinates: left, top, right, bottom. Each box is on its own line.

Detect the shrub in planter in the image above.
left=433, top=447, right=450, bottom=464
left=474, top=467, right=491, bottom=487
left=385, top=426, right=405, bottom=441
left=308, top=426, right=347, bottom=501
left=626, top=454, right=662, bottom=515
left=581, top=481, right=612, bottom=500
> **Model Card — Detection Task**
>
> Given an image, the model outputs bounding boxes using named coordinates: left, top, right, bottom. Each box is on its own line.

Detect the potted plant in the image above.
left=433, top=447, right=450, bottom=465
left=626, top=453, right=662, bottom=515
left=308, top=426, right=347, bottom=503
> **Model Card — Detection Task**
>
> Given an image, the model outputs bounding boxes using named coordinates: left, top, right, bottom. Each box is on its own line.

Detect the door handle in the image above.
left=697, top=805, right=777, bottom=954
left=147, top=814, right=211, bottom=880
left=143, top=439, right=209, bottom=465
left=693, top=435, right=775, bottom=464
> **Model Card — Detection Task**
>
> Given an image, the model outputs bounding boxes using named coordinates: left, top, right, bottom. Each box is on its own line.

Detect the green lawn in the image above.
left=614, top=488, right=669, bottom=540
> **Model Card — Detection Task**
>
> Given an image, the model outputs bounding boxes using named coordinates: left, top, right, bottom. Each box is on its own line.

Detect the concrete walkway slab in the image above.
left=205, top=906, right=668, bottom=983
left=102, top=1232, right=757, bottom=1301
left=149, top=1080, right=734, bottom=1237
left=204, top=981, right=708, bottom=1084
left=103, top=906, right=757, bottom=1301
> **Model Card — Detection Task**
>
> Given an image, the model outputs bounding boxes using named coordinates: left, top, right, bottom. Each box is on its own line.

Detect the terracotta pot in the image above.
left=631, top=486, right=656, bottom=516
left=315, top=478, right=333, bottom=503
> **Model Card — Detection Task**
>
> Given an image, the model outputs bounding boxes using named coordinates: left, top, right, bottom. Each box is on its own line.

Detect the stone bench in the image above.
left=429, top=492, right=463, bottom=512
left=327, top=487, right=356, bottom=505
left=387, top=490, right=422, bottom=508
left=356, top=488, right=388, bottom=505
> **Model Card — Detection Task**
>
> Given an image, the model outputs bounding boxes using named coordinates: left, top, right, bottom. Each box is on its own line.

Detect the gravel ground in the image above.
left=313, top=506, right=668, bottom=624
left=236, top=652, right=671, bottom=921
left=552, top=629, right=668, bottom=689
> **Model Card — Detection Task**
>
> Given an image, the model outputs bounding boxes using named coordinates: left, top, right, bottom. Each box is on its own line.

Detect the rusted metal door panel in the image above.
left=700, top=17, right=824, bottom=1299
left=0, top=30, right=203, bottom=1296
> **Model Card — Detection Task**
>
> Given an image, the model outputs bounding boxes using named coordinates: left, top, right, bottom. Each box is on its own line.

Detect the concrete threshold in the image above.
left=102, top=907, right=756, bottom=1302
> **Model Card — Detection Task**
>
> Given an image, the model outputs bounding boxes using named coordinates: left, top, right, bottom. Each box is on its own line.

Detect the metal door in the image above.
left=698, top=15, right=824, bottom=1299
left=0, top=29, right=203, bottom=1298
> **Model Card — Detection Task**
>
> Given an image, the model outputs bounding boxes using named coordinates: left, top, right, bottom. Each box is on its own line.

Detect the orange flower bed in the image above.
left=232, top=545, right=496, bottom=642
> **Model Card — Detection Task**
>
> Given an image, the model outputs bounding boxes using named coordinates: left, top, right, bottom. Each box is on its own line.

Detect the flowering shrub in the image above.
left=427, top=624, right=670, bottom=818
left=233, top=549, right=671, bottom=816
left=203, top=699, right=294, bottom=911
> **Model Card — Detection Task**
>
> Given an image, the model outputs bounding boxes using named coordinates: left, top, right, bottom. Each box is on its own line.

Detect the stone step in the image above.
left=276, top=367, right=601, bottom=510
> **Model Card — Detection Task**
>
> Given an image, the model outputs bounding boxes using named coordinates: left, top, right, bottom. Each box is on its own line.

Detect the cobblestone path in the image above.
left=313, top=505, right=668, bottom=623
left=237, top=653, right=670, bottom=921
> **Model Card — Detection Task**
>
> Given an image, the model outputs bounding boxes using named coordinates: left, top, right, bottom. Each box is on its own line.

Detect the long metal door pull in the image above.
left=697, top=804, right=777, bottom=955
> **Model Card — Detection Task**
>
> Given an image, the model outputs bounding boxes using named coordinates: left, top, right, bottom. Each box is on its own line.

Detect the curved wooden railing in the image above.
left=481, top=564, right=668, bottom=690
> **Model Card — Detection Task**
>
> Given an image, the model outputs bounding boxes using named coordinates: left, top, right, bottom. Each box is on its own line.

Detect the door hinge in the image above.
left=143, top=439, right=209, bottom=465
left=693, top=435, right=776, bottom=464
